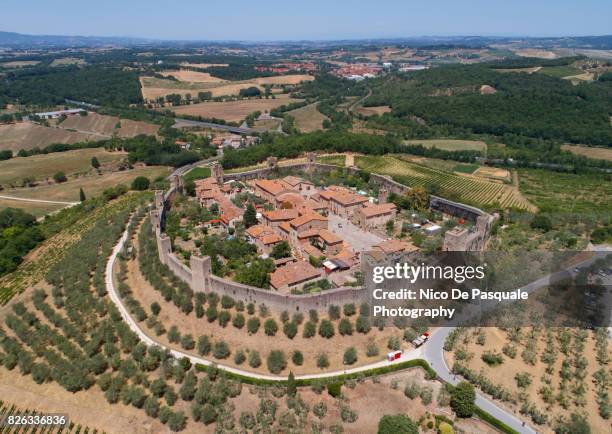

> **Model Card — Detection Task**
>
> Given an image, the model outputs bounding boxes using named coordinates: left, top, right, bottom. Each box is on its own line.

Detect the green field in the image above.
left=319, top=154, right=535, bottom=211
left=518, top=168, right=612, bottom=213
left=0, top=148, right=126, bottom=187
left=403, top=139, right=488, bottom=153
left=184, top=166, right=212, bottom=182
left=536, top=65, right=583, bottom=78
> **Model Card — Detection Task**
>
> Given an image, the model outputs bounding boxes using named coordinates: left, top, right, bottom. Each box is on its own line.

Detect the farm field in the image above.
left=537, top=65, right=583, bottom=78
left=513, top=48, right=557, bottom=59
left=288, top=102, right=329, bottom=132
left=561, top=144, right=612, bottom=161
left=518, top=167, right=612, bottom=213
left=49, top=57, right=86, bottom=66
left=57, top=113, right=160, bottom=137
left=160, top=69, right=226, bottom=83
left=404, top=139, right=488, bottom=152
left=0, top=60, right=40, bottom=68
left=179, top=62, right=229, bottom=68
left=172, top=94, right=302, bottom=122
left=5, top=166, right=170, bottom=203
left=0, top=148, right=127, bottom=187
left=140, top=74, right=313, bottom=100
left=355, top=105, right=391, bottom=117
left=0, top=122, right=100, bottom=152
left=0, top=197, right=66, bottom=217
left=445, top=327, right=610, bottom=434
left=495, top=66, right=542, bottom=74
left=0, top=192, right=147, bottom=304
left=320, top=154, right=534, bottom=210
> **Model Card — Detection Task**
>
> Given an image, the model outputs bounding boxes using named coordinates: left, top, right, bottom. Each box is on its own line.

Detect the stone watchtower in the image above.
left=212, top=163, right=224, bottom=185
left=154, top=190, right=164, bottom=210
left=170, top=174, right=183, bottom=193
left=190, top=255, right=212, bottom=292
left=378, top=188, right=389, bottom=204
left=267, top=156, right=278, bottom=169
left=306, top=152, right=316, bottom=173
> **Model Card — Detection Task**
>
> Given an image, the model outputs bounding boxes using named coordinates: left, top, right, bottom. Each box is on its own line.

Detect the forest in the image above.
left=0, top=208, right=44, bottom=276
left=364, top=62, right=612, bottom=146
left=221, top=131, right=400, bottom=169
left=0, top=65, right=143, bottom=107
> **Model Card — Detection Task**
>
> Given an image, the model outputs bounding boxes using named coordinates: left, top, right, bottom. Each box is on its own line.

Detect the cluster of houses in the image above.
left=193, top=166, right=420, bottom=293
left=211, top=134, right=259, bottom=149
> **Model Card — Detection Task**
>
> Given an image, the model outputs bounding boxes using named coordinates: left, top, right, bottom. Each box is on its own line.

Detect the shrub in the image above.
left=377, top=414, right=418, bottom=434
left=309, top=309, right=319, bottom=323
left=239, top=411, right=256, bottom=429
left=292, top=350, right=304, bottom=366
left=303, top=321, right=316, bottom=338
left=249, top=350, right=261, bottom=368
left=168, top=326, right=181, bottom=343
left=420, top=386, right=433, bottom=405
left=197, top=336, right=211, bottom=355
left=450, top=381, right=476, bottom=418
left=220, top=295, right=235, bottom=309
left=267, top=350, right=287, bottom=374
left=180, top=334, right=195, bottom=350
left=404, top=382, right=420, bottom=399
left=53, top=171, right=67, bottom=183
left=339, top=318, right=354, bottom=336
left=328, top=305, right=341, bottom=320
left=515, top=372, right=532, bottom=389
left=247, top=317, right=260, bottom=334
left=200, top=404, right=217, bottom=424
left=319, top=319, right=335, bottom=338
left=356, top=315, right=371, bottom=334
left=343, top=303, right=356, bottom=316
left=283, top=321, right=298, bottom=339
left=316, top=353, right=329, bottom=369
left=150, top=302, right=161, bottom=315
left=234, top=350, right=246, bottom=365
left=343, top=347, right=358, bottom=365
left=264, top=318, right=278, bottom=336
left=233, top=313, right=245, bottom=329
left=218, top=310, right=231, bottom=327
left=131, top=176, right=150, bottom=191
left=212, top=341, right=230, bottom=359
left=313, top=402, right=327, bottom=419
left=481, top=351, right=504, bottom=366
left=327, top=382, right=342, bottom=397
left=438, top=422, right=454, bottom=434
left=387, top=336, right=401, bottom=351
left=205, top=305, right=217, bottom=322
left=366, top=343, right=379, bottom=357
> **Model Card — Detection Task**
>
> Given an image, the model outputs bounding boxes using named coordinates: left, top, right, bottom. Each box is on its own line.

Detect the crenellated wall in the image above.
left=150, top=159, right=495, bottom=311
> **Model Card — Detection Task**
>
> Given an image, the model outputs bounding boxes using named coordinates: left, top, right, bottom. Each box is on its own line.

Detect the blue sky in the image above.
left=1, top=0, right=611, bottom=40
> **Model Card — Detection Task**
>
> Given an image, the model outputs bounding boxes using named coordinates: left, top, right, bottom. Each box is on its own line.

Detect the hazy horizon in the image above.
left=1, top=0, right=611, bottom=42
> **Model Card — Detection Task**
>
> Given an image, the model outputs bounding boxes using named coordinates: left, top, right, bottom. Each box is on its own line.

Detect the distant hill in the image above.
left=0, top=31, right=151, bottom=47
left=0, top=30, right=611, bottom=49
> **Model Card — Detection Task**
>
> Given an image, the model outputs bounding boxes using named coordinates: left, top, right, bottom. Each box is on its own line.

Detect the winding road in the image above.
left=106, top=223, right=609, bottom=433
left=105, top=225, right=568, bottom=434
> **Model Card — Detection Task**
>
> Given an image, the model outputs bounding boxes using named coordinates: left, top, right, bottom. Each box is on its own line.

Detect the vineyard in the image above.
left=0, top=193, right=149, bottom=305
left=0, top=401, right=103, bottom=434
left=320, top=155, right=535, bottom=211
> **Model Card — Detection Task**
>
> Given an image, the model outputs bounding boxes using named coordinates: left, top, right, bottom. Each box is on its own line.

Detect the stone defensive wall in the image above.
left=147, top=159, right=494, bottom=312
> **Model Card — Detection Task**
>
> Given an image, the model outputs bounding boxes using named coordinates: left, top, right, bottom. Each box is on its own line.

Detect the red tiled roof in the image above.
left=270, top=261, right=320, bottom=289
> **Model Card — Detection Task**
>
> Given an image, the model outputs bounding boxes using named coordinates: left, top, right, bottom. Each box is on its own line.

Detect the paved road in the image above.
left=173, top=118, right=254, bottom=134
left=105, top=225, right=423, bottom=381
left=106, top=224, right=608, bottom=433
left=0, top=195, right=79, bottom=206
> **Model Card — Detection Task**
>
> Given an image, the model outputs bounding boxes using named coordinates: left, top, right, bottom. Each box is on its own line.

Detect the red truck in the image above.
left=387, top=350, right=403, bottom=362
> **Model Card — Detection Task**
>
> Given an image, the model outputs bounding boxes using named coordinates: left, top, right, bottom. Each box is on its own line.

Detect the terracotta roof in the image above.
left=302, top=243, right=324, bottom=258
left=281, top=176, right=307, bottom=187
left=290, top=212, right=327, bottom=229
left=320, top=186, right=368, bottom=206
left=360, top=202, right=397, bottom=218
left=270, top=261, right=320, bottom=289
left=372, top=239, right=419, bottom=254
left=261, top=233, right=283, bottom=245
left=255, top=179, right=287, bottom=196
left=276, top=192, right=304, bottom=207
left=279, top=221, right=292, bottom=233
left=297, top=229, right=319, bottom=239
left=263, top=209, right=299, bottom=222
left=318, top=229, right=342, bottom=244
left=246, top=224, right=272, bottom=238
